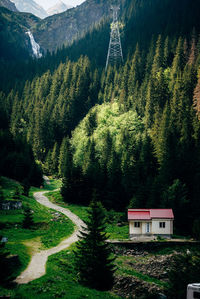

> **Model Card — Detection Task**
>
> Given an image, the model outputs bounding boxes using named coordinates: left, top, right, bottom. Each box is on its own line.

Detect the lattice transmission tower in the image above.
left=105, top=5, right=123, bottom=70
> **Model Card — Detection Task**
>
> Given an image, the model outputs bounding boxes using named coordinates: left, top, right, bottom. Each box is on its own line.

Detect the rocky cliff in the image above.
left=47, top=1, right=72, bottom=16
left=33, top=0, right=112, bottom=52
left=12, top=0, right=48, bottom=19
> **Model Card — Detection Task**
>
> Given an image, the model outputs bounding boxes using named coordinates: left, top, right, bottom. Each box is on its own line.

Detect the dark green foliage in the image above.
left=74, top=200, right=115, bottom=291
left=192, top=219, right=200, bottom=240
left=13, top=186, right=23, bottom=200
left=0, top=243, right=21, bottom=284
left=58, top=137, right=70, bottom=177
left=0, top=130, right=43, bottom=187
left=0, top=187, right=4, bottom=202
left=1, top=0, right=200, bottom=237
left=0, top=6, right=38, bottom=62
left=8, top=57, right=98, bottom=165
left=22, top=207, right=34, bottom=229
left=162, top=180, right=188, bottom=233
left=21, top=179, right=31, bottom=196
left=167, top=253, right=200, bottom=299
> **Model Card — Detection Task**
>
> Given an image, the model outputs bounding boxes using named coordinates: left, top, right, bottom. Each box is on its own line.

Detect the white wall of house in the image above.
left=129, top=219, right=173, bottom=236
left=142, top=222, right=151, bottom=234
left=151, top=219, right=173, bottom=235
left=129, top=221, right=142, bottom=234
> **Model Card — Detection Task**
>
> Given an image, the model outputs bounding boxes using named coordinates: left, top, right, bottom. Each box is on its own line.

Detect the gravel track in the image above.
left=15, top=190, right=85, bottom=284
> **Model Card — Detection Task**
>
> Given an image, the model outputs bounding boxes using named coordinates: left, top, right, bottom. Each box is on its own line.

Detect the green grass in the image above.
left=1, top=176, right=22, bottom=199
left=0, top=178, right=122, bottom=298
left=152, top=245, right=200, bottom=255
left=105, top=224, right=129, bottom=240
left=46, top=190, right=129, bottom=240
left=0, top=177, right=74, bottom=282
left=46, top=190, right=89, bottom=220
left=30, top=177, right=62, bottom=195
left=3, top=247, right=121, bottom=299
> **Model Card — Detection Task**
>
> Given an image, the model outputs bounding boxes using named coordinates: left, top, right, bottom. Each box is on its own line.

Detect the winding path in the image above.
left=15, top=190, right=85, bottom=284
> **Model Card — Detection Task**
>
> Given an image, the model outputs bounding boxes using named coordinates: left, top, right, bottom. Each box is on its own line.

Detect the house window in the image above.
left=159, top=222, right=165, bottom=228
left=134, top=222, right=140, bottom=228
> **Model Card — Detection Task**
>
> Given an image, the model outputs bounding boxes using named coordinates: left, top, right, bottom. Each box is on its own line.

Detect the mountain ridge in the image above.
left=11, top=0, right=48, bottom=18
left=47, top=0, right=72, bottom=16
left=33, top=0, right=113, bottom=52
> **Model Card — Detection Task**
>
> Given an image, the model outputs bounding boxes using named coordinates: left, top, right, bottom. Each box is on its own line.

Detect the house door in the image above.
left=146, top=222, right=150, bottom=233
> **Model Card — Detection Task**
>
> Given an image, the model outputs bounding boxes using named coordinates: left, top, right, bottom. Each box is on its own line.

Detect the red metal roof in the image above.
left=128, top=209, right=174, bottom=220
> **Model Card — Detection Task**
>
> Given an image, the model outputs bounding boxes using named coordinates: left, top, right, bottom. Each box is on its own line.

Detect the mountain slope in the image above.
left=47, top=1, right=72, bottom=16
left=0, top=0, right=18, bottom=11
left=0, top=6, right=39, bottom=60
left=33, top=0, right=112, bottom=52
left=12, top=0, right=48, bottom=19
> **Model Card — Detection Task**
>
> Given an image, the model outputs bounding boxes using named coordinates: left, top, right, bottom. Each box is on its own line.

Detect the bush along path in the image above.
left=15, top=189, right=86, bottom=284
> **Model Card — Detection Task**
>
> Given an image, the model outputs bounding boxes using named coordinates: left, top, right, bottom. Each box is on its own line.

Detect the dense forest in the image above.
left=1, top=0, right=200, bottom=236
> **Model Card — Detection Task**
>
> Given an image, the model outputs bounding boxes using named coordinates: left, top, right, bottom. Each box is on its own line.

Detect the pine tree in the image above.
left=51, top=142, right=59, bottom=175
left=22, top=207, right=34, bottom=229
left=170, top=37, right=184, bottom=90
left=58, top=137, right=70, bottom=177
left=74, top=199, right=115, bottom=290
left=151, top=35, right=162, bottom=76
left=163, top=36, right=170, bottom=68
left=193, top=68, right=200, bottom=120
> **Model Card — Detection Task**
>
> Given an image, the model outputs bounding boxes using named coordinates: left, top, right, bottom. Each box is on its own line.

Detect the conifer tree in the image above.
left=170, top=37, right=184, bottom=90
left=74, top=199, right=115, bottom=290
left=58, top=137, right=70, bottom=177
left=163, top=36, right=170, bottom=68
left=151, top=35, right=162, bottom=76
left=51, top=142, right=59, bottom=175
left=128, top=44, right=141, bottom=97
left=193, top=69, right=200, bottom=120
left=22, top=207, right=34, bottom=229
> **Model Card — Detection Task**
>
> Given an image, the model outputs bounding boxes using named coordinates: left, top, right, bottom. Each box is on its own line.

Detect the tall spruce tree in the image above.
left=22, top=207, right=34, bottom=229
left=74, top=199, right=115, bottom=291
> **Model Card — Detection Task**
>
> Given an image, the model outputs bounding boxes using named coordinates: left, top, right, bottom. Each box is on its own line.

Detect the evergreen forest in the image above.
left=1, top=0, right=200, bottom=238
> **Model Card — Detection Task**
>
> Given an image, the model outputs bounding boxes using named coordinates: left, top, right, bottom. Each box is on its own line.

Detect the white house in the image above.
left=128, top=209, right=174, bottom=239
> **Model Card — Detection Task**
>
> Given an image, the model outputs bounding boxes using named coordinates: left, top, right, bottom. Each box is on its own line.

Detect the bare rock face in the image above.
left=47, top=1, right=72, bottom=16
left=33, top=0, right=112, bottom=52
left=0, top=0, right=18, bottom=12
left=11, top=0, right=48, bottom=19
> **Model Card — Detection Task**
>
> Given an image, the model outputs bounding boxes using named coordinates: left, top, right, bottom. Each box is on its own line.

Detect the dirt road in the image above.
left=15, top=190, right=85, bottom=284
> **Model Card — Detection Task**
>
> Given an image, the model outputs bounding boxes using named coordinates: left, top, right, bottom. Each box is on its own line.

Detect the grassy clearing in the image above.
left=30, top=177, right=62, bottom=196
left=0, top=177, right=74, bottom=284
left=10, top=246, right=121, bottom=299
left=46, top=190, right=129, bottom=240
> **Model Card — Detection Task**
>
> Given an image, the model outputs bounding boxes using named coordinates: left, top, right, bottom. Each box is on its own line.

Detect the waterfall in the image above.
left=26, top=30, right=42, bottom=58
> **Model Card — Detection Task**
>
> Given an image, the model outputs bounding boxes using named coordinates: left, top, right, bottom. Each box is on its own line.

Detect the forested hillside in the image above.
left=1, top=0, right=200, bottom=236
